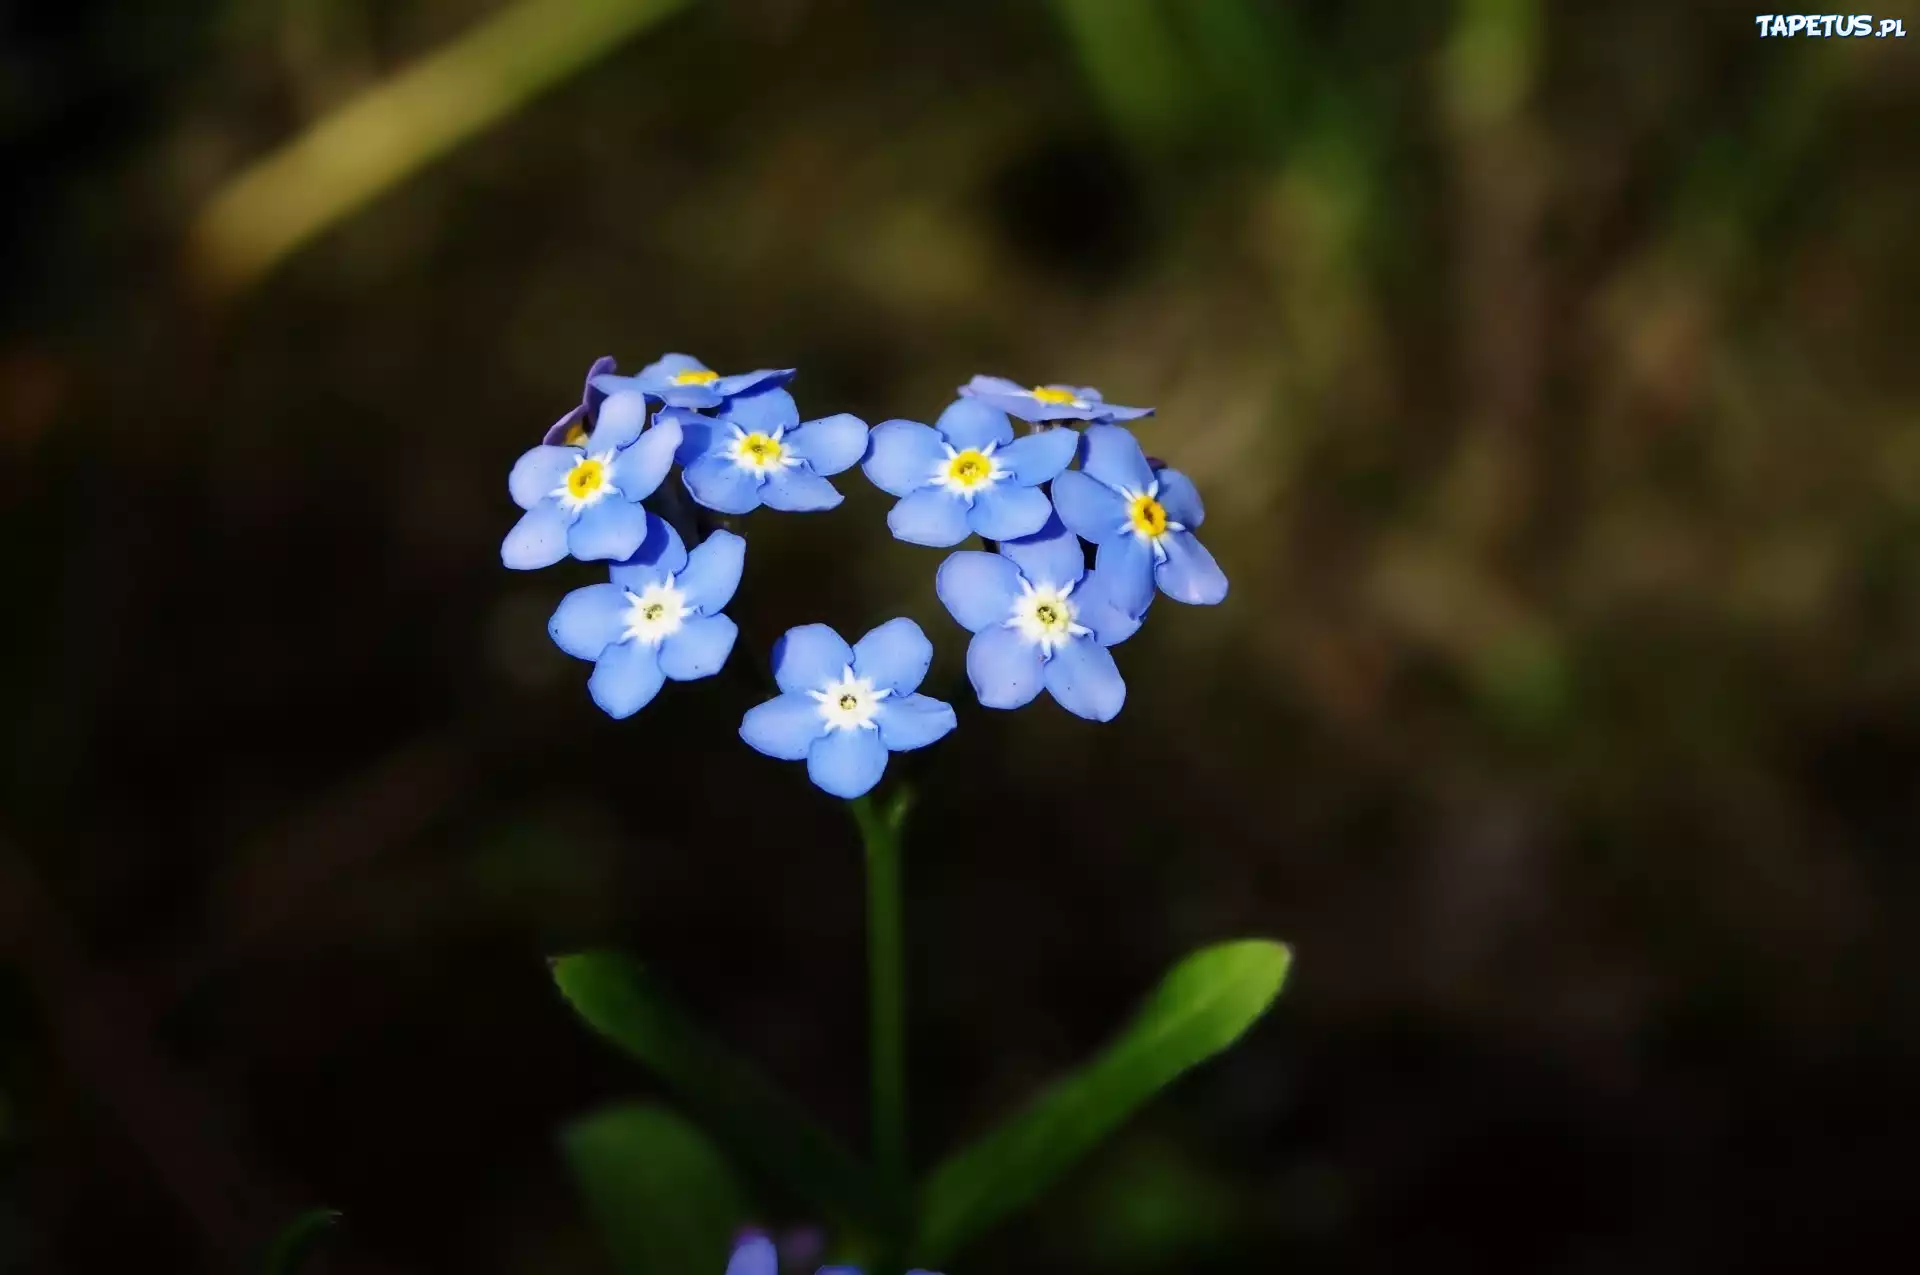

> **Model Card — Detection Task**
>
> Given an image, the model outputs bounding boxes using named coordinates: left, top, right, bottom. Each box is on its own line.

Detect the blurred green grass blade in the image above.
left=552, top=952, right=886, bottom=1236
left=563, top=1103, right=750, bottom=1275
left=915, top=940, right=1291, bottom=1265
left=259, top=1207, right=338, bottom=1275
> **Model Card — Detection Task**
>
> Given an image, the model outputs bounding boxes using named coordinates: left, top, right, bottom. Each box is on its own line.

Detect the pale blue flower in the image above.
left=862, top=398, right=1076, bottom=546
left=678, top=387, right=869, bottom=515
left=592, top=352, right=794, bottom=411
left=1050, top=424, right=1227, bottom=615
left=502, top=392, right=682, bottom=569
left=959, top=374, right=1152, bottom=424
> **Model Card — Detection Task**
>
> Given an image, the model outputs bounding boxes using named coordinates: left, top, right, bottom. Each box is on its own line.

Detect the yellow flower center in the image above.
left=741, top=433, right=782, bottom=464
left=1128, top=493, right=1168, bottom=538
left=838, top=692, right=859, bottom=711
left=641, top=601, right=666, bottom=622
left=946, top=449, right=992, bottom=487
left=563, top=422, right=590, bottom=447
left=1034, top=602, right=1062, bottom=628
left=1030, top=385, right=1078, bottom=405
left=566, top=457, right=609, bottom=500
left=672, top=369, right=720, bottom=386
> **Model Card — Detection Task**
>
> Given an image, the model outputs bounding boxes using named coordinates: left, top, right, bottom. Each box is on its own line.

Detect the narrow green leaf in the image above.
left=563, top=1103, right=749, bottom=1275
left=915, top=940, right=1291, bottom=1264
left=259, top=1208, right=339, bottom=1275
left=551, top=952, right=885, bottom=1236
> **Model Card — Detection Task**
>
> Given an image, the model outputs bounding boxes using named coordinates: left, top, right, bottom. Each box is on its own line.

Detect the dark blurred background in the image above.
left=3, top=0, right=1919, bottom=1271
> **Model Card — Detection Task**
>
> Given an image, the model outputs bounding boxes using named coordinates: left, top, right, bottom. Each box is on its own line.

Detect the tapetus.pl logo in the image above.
left=1754, top=13, right=1908, bottom=36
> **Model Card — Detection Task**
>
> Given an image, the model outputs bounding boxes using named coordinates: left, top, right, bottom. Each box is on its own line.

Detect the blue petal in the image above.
left=719, top=386, right=801, bottom=435
left=966, top=625, right=1045, bottom=709
left=851, top=617, right=933, bottom=695
left=711, top=367, right=795, bottom=399
left=1094, top=402, right=1154, bottom=422
left=508, top=445, right=579, bottom=511
left=740, top=692, right=827, bottom=760
left=501, top=500, right=571, bottom=570
left=887, top=487, right=970, bottom=547
left=967, top=483, right=1053, bottom=542
left=875, top=693, right=956, bottom=752
left=862, top=419, right=944, bottom=497
left=548, top=582, right=629, bottom=661
left=567, top=497, right=650, bottom=562
left=961, top=374, right=1027, bottom=398
left=997, top=427, right=1078, bottom=485
left=677, top=529, right=745, bottom=614
left=1077, top=424, right=1155, bottom=492
left=935, top=397, right=1016, bottom=452
left=608, top=513, right=687, bottom=586
left=587, top=372, right=647, bottom=399
left=1155, top=529, right=1229, bottom=605
left=1072, top=566, right=1146, bottom=647
left=587, top=640, right=665, bottom=718
left=609, top=415, right=680, bottom=500
left=683, top=454, right=764, bottom=514
left=657, top=614, right=738, bottom=681
left=544, top=356, right=617, bottom=444
left=1093, top=534, right=1156, bottom=616
left=641, top=352, right=712, bottom=381
left=656, top=383, right=724, bottom=409
left=1042, top=634, right=1126, bottom=721
left=772, top=623, right=854, bottom=694
left=1049, top=470, right=1129, bottom=544
left=591, top=391, right=649, bottom=450
left=936, top=551, right=1022, bottom=632
left=761, top=466, right=844, bottom=512
left=783, top=413, right=869, bottom=476
left=1154, top=467, right=1205, bottom=527
left=724, top=1234, right=778, bottom=1275
left=665, top=409, right=722, bottom=465
left=806, top=727, right=889, bottom=799
left=956, top=375, right=1035, bottom=419
left=999, top=514, right=1086, bottom=589
left=540, top=405, right=585, bottom=447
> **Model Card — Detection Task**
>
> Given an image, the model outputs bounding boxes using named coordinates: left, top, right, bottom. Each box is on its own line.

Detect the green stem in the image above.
left=850, top=787, right=913, bottom=1235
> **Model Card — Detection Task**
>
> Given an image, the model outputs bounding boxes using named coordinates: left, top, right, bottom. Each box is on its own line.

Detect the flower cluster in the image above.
left=501, top=355, right=1226, bottom=797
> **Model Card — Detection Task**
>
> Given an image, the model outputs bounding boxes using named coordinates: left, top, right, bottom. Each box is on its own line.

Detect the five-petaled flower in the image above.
left=677, top=387, right=870, bottom=514
left=1050, top=424, right=1227, bottom=615
left=548, top=527, right=745, bottom=718
left=503, top=392, right=683, bottom=569
left=959, top=374, right=1153, bottom=424
left=591, top=352, right=794, bottom=411
left=725, top=1232, right=938, bottom=1275
left=540, top=355, right=617, bottom=446
left=740, top=619, right=956, bottom=799
left=862, top=398, right=1077, bottom=546
left=936, top=515, right=1141, bottom=722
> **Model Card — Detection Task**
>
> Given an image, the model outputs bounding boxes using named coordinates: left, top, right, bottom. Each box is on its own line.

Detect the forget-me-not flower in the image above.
left=503, top=393, right=683, bottom=569
left=677, top=387, right=869, bottom=515
left=1050, top=424, right=1228, bottom=615
left=959, top=374, right=1152, bottom=424
left=547, top=526, right=744, bottom=718
left=861, top=397, right=1077, bottom=546
left=739, top=618, right=956, bottom=799
left=725, top=1233, right=939, bottom=1275
left=936, top=514, right=1140, bottom=722
left=540, top=355, right=617, bottom=446
left=592, top=352, right=794, bottom=411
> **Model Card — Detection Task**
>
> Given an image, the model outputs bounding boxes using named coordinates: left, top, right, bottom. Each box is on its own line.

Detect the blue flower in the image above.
left=502, top=392, right=682, bottom=569
left=1049, top=424, right=1228, bottom=615
left=592, top=352, right=794, bottom=411
left=935, top=515, right=1141, bottom=722
left=959, top=374, right=1153, bottom=424
left=861, top=398, right=1077, bottom=547
left=677, top=387, right=869, bottom=515
left=540, top=355, right=617, bottom=446
left=547, top=526, right=745, bottom=718
left=725, top=1232, right=940, bottom=1275
left=739, top=618, right=956, bottom=799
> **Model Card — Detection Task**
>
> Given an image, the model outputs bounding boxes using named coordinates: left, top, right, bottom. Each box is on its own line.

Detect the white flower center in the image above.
left=620, top=577, right=693, bottom=646
left=727, top=424, right=801, bottom=478
left=1004, top=577, right=1091, bottom=658
left=808, top=664, right=890, bottom=732
left=1111, top=478, right=1185, bottom=564
left=928, top=441, right=1003, bottom=504
left=551, top=449, right=622, bottom=514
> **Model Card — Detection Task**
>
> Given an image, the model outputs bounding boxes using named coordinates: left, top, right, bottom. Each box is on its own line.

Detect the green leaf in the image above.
left=915, top=940, right=1291, bottom=1265
left=551, top=952, right=886, bottom=1236
left=259, top=1208, right=339, bottom=1275
left=563, top=1103, right=750, bottom=1275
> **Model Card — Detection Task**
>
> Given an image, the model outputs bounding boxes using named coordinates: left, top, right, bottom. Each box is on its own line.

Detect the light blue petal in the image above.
left=935, top=551, right=1022, bottom=633
left=1155, top=529, right=1229, bottom=605
left=508, top=445, right=581, bottom=511
left=1077, top=424, right=1154, bottom=492
left=851, top=617, right=933, bottom=695
left=591, top=391, right=649, bottom=450
left=967, top=483, right=1053, bottom=542
left=657, top=614, right=737, bottom=681
left=567, top=497, right=650, bottom=562
left=667, top=409, right=722, bottom=465
left=862, top=419, right=944, bottom=497
left=657, top=383, right=724, bottom=409
left=783, top=413, right=869, bottom=476
left=1094, top=534, right=1156, bottom=616
left=772, top=623, right=854, bottom=695
left=641, top=352, right=711, bottom=381
left=1042, top=634, right=1126, bottom=721
left=541, top=405, right=586, bottom=447
left=587, top=640, right=665, bottom=718
left=999, top=514, right=1086, bottom=589
left=760, top=466, right=844, bottom=512
left=887, top=487, right=970, bottom=547
left=548, top=582, right=629, bottom=661
left=1097, top=402, right=1154, bottom=422
left=740, top=692, right=827, bottom=760
left=806, top=727, right=889, bottom=799
left=587, top=372, right=646, bottom=398
left=960, top=374, right=1027, bottom=399
left=997, top=427, right=1078, bottom=485
left=966, top=625, right=1045, bottom=709
left=501, top=500, right=571, bottom=569
left=875, top=693, right=956, bottom=752
left=683, top=454, right=764, bottom=514
left=608, top=414, right=680, bottom=501
left=719, top=386, right=801, bottom=435
left=608, top=513, right=687, bottom=587
left=935, top=396, right=1016, bottom=452
left=724, top=1234, right=778, bottom=1275
left=711, top=368, right=795, bottom=398
left=1049, top=469, right=1129, bottom=544
left=677, top=529, right=745, bottom=614
left=1154, top=467, right=1205, bottom=527
left=1072, top=567, right=1146, bottom=647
